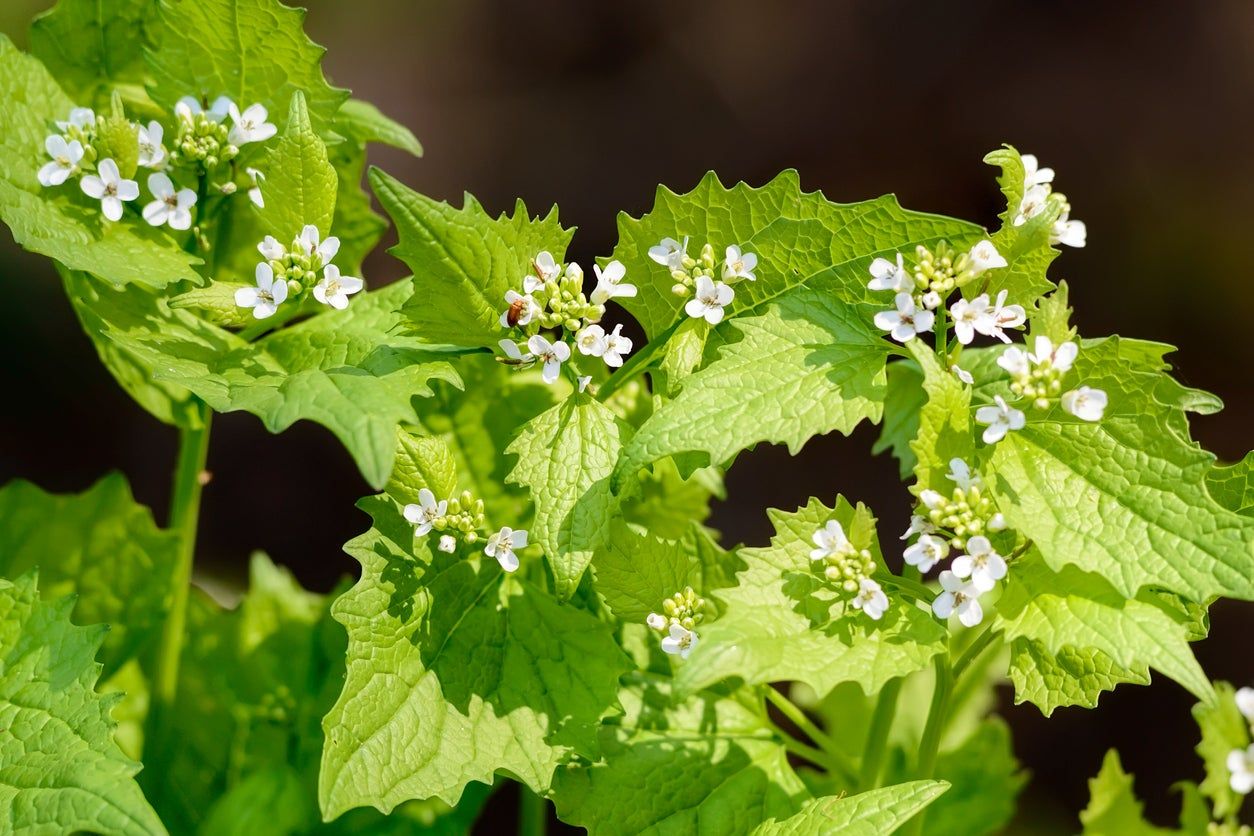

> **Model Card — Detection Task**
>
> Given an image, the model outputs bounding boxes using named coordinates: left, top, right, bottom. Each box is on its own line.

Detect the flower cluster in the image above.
left=235, top=226, right=362, bottom=319
left=997, top=336, right=1107, bottom=422
left=1227, top=686, right=1254, bottom=794
left=498, top=251, right=635, bottom=385
left=649, top=237, right=756, bottom=325
left=809, top=520, right=887, bottom=620
left=402, top=488, right=527, bottom=573
left=646, top=586, right=706, bottom=659
left=1014, top=153, right=1086, bottom=248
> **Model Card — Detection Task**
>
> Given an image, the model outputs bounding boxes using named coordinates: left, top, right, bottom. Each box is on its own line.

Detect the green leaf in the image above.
left=69, top=272, right=460, bottom=489
left=1079, top=750, right=1172, bottom=835
left=255, top=91, right=337, bottom=240
left=615, top=289, right=890, bottom=487
left=980, top=145, right=1060, bottom=305
left=372, top=169, right=575, bottom=348
left=144, top=0, right=347, bottom=129
left=674, top=497, right=946, bottom=699
left=750, top=780, right=949, bottom=836
left=28, top=0, right=152, bottom=103
left=552, top=676, right=808, bottom=835
left=907, top=339, right=975, bottom=495
left=0, top=474, right=178, bottom=676
left=197, top=768, right=311, bottom=836
left=319, top=494, right=631, bottom=817
left=620, top=457, right=724, bottom=540
left=995, top=552, right=1212, bottom=712
left=989, top=336, right=1254, bottom=603
left=0, top=572, right=166, bottom=836
left=388, top=430, right=459, bottom=503
left=335, top=99, right=423, bottom=157
left=506, top=397, right=625, bottom=598
left=873, top=358, right=927, bottom=480
left=1194, top=680, right=1250, bottom=820
left=611, top=170, right=983, bottom=340
left=1208, top=452, right=1254, bottom=517
left=1007, top=641, right=1147, bottom=715
left=923, top=719, right=1025, bottom=836
left=0, top=37, right=202, bottom=289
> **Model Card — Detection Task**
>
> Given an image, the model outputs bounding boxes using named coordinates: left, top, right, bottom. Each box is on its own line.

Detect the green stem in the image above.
left=934, top=303, right=949, bottom=367
left=952, top=625, right=998, bottom=681
left=874, top=570, right=932, bottom=605
left=765, top=687, right=837, bottom=753
left=777, top=733, right=842, bottom=774
left=595, top=316, right=684, bottom=402
left=858, top=677, right=902, bottom=790
left=764, top=688, right=857, bottom=785
left=518, top=786, right=547, bottom=836
left=903, top=655, right=953, bottom=836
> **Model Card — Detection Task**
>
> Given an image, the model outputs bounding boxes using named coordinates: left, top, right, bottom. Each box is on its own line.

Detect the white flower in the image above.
left=313, top=264, right=364, bottom=310
left=967, top=240, right=1007, bottom=274
left=527, top=334, right=571, bottom=384
left=403, top=488, right=447, bottom=536
left=660, top=622, right=698, bottom=659
left=1030, top=336, right=1077, bottom=372
left=1228, top=746, right=1254, bottom=794
left=79, top=158, right=139, bottom=222
left=946, top=458, right=980, bottom=491
left=1237, top=687, right=1254, bottom=722
left=485, top=526, right=527, bottom=573
left=997, top=345, right=1031, bottom=377
left=722, top=245, right=758, bottom=283
left=904, top=533, right=949, bottom=573
left=932, top=570, right=984, bottom=627
left=901, top=514, right=936, bottom=540
left=56, top=106, right=95, bottom=132
left=648, top=236, right=688, bottom=270
left=37, top=134, right=83, bottom=187
left=986, top=290, right=1026, bottom=342
left=575, top=324, right=607, bottom=357
left=975, top=395, right=1026, bottom=444
left=685, top=275, right=734, bottom=325
left=1021, top=154, right=1055, bottom=188
left=577, top=375, right=592, bottom=393
left=949, top=294, right=993, bottom=346
left=258, top=234, right=287, bottom=261
left=1061, top=386, right=1107, bottom=422
left=602, top=324, right=632, bottom=367
left=136, top=121, right=166, bottom=168
left=234, top=262, right=289, bottom=319
left=852, top=578, right=889, bottom=621
left=920, top=291, right=941, bottom=310
left=498, top=338, right=533, bottom=362
left=918, top=490, right=946, bottom=511
left=951, top=364, right=974, bottom=385
left=525, top=251, right=561, bottom=292
left=950, top=536, right=1007, bottom=592
left=297, top=224, right=340, bottom=264
left=1052, top=212, right=1087, bottom=248
left=646, top=612, right=667, bottom=631
left=228, top=102, right=277, bottom=146
left=874, top=292, right=935, bottom=343
left=590, top=260, right=636, bottom=304
left=142, top=172, right=196, bottom=230
left=810, top=520, right=850, bottom=561
left=500, top=290, right=538, bottom=328
left=868, top=252, right=912, bottom=293
left=988, top=513, right=1008, bottom=532
left=438, top=535, right=457, bottom=553
left=176, top=95, right=232, bottom=123
left=1014, top=184, right=1051, bottom=226
left=246, top=167, right=265, bottom=208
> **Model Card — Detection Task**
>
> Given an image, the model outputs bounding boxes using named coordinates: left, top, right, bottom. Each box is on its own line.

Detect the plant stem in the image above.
left=595, top=316, right=684, bottom=403
left=858, top=677, right=902, bottom=790
left=518, top=786, right=547, bottom=836
left=935, top=304, right=949, bottom=367
left=903, top=655, right=954, bottom=836
left=777, top=733, right=842, bottom=774
left=952, top=625, right=998, bottom=681
left=765, top=687, right=837, bottom=753
left=764, top=688, right=858, bottom=784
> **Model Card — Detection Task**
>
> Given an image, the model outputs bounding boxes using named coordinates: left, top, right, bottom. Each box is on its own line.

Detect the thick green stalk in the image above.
left=764, top=687, right=857, bottom=785
left=903, top=655, right=954, bottom=836
left=518, top=786, right=547, bottom=836
left=858, top=677, right=902, bottom=790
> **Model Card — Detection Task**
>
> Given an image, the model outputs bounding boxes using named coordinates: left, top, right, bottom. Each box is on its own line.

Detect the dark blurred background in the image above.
left=3, top=0, right=1252, bottom=830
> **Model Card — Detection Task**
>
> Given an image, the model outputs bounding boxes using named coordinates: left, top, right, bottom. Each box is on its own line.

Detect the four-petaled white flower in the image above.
left=1237, top=687, right=1254, bottom=722
left=868, top=252, right=912, bottom=293
left=1052, top=212, right=1086, bottom=248
left=950, top=536, right=1007, bottom=592
left=500, top=290, right=538, bottom=328
left=975, top=395, right=1026, bottom=444
left=602, top=324, right=632, bottom=367
left=967, top=240, right=1007, bottom=275
left=949, top=294, right=993, bottom=346
left=921, top=291, right=942, bottom=310
left=485, top=526, right=527, bottom=573
left=722, top=245, right=757, bottom=283
left=137, top=121, right=166, bottom=168
left=590, top=260, right=636, bottom=304
left=56, top=107, right=95, bottom=132
left=986, top=290, right=1026, bottom=342
left=660, top=622, right=698, bottom=659
left=904, top=533, right=948, bottom=573
left=810, top=519, right=851, bottom=561
left=648, top=236, right=688, bottom=270
left=176, top=95, right=232, bottom=123
left=852, top=578, right=889, bottom=621
left=1021, top=154, right=1055, bottom=188
left=685, top=275, right=734, bottom=325
left=526, top=251, right=561, bottom=293
left=246, top=167, right=265, bottom=208
left=646, top=612, right=667, bottom=631
left=874, top=292, right=935, bottom=343
left=1229, top=746, right=1254, bottom=794
left=313, top=264, right=364, bottom=310
left=403, top=488, right=447, bottom=536
left=80, top=158, right=139, bottom=222
left=951, top=364, right=975, bottom=385
left=1000, top=335, right=1078, bottom=378
left=946, top=457, right=981, bottom=490
left=297, top=224, right=340, bottom=264
left=1014, top=184, right=1051, bottom=226
left=901, top=514, right=936, bottom=540
left=258, top=234, right=287, bottom=261
left=142, top=172, right=196, bottom=230
left=438, top=535, right=457, bottom=553
left=527, top=334, right=571, bottom=384
left=235, top=262, right=289, bottom=319
left=228, top=102, right=277, bottom=146
left=37, top=135, right=83, bottom=187
left=498, top=338, right=534, bottom=363
left=1061, top=386, right=1107, bottom=422
left=575, top=324, right=608, bottom=357
left=932, top=570, right=984, bottom=627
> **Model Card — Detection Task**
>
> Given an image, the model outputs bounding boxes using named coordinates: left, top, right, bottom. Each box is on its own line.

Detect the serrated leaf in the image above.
left=506, top=397, right=624, bottom=597
left=750, top=780, right=948, bottom=836
left=1079, top=750, right=1172, bottom=835
left=0, top=572, right=166, bottom=836
left=0, top=37, right=202, bottom=289
left=620, top=457, right=723, bottom=540
left=372, top=169, right=575, bottom=347
left=990, top=336, right=1254, bottom=603
left=335, top=99, right=422, bottom=157
left=1194, top=680, right=1250, bottom=821
left=980, top=145, right=1060, bottom=305
left=255, top=91, right=337, bottom=239
left=144, top=0, right=347, bottom=129
left=28, top=0, right=152, bottom=104
left=388, top=430, right=459, bottom=502
left=1007, top=641, right=1147, bottom=715
left=675, top=497, right=946, bottom=699
left=611, top=170, right=983, bottom=340
left=615, top=289, right=890, bottom=487
left=907, top=339, right=975, bottom=495
left=1208, top=452, right=1254, bottom=517
left=0, top=474, right=178, bottom=676
left=873, top=358, right=927, bottom=480
left=319, top=494, right=631, bottom=817
left=552, top=676, right=807, bottom=835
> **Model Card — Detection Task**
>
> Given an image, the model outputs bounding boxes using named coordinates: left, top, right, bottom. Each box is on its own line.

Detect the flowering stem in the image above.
left=518, top=786, right=547, bottom=836
left=874, top=570, right=931, bottom=605
left=764, top=687, right=856, bottom=783
left=952, top=625, right=999, bottom=681
left=858, top=677, right=902, bottom=790
left=903, top=655, right=953, bottom=836
left=595, top=317, right=684, bottom=403
left=777, top=733, right=844, bottom=774
left=934, top=304, right=949, bottom=367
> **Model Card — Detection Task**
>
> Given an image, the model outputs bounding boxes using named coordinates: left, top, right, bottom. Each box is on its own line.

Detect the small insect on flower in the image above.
left=501, top=290, right=536, bottom=328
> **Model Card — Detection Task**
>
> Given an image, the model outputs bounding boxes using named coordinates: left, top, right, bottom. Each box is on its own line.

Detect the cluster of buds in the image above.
left=649, top=236, right=756, bottom=325
left=909, top=459, right=1007, bottom=555
left=525, top=257, right=605, bottom=332
left=434, top=491, right=489, bottom=544
left=171, top=96, right=239, bottom=170
left=402, top=488, right=526, bottom=573
left=911, top=241, right=987, bottom=303
left=809, top=519, right=888, bottom=620
left=646, top=587, right=706, bottom=659
left=237, top=226, right=362, bottom=319
left=997, top=336, right=1107, bottom=422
